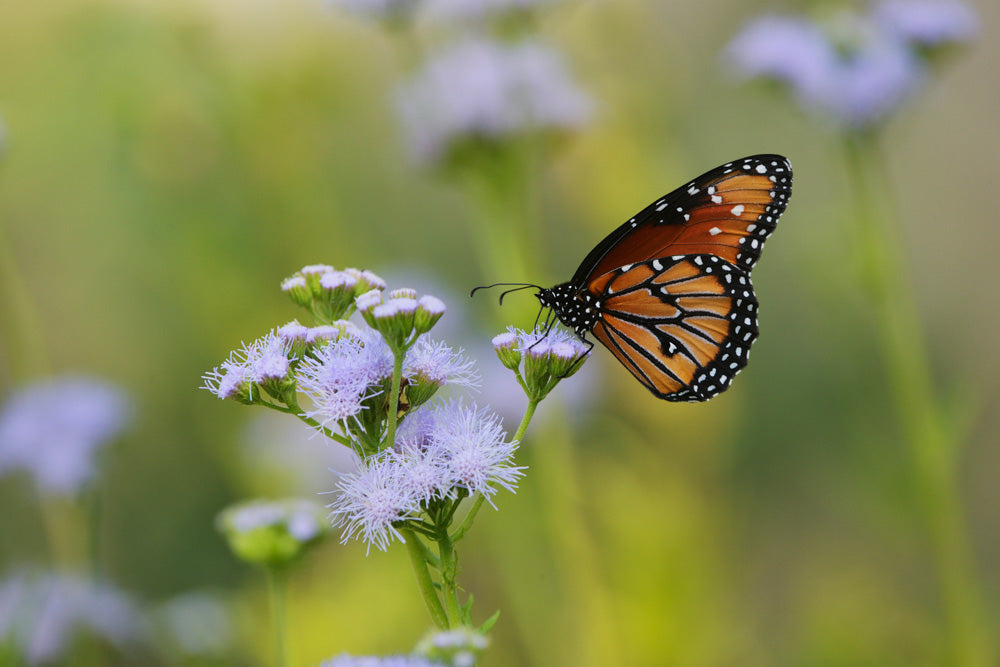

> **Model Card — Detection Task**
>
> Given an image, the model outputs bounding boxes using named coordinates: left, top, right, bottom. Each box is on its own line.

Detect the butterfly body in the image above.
left=537, top=154, right=792, bottom=402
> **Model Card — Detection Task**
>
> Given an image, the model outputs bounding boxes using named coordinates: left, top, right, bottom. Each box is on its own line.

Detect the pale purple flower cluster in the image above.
left=395, top=38, right=592, bottom=162
left=404, top=337, right=479, bottom=388
left=328, top=401, right=522, bottom=552
left=202, top=331, right=293, bottom=401
left=219, top=499, right=327, bottom=543
left=320, top=655, right=444, bottom=667
left=0, top=572, right=142, bottom=664
left=726, top=0, right=977, bottom=128
left=0, top=376, right=130, bottom=495
left=296, top=328, right=395, bottom=428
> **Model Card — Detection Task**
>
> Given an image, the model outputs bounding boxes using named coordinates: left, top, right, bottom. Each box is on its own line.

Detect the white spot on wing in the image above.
left=731, top=204, right=745, bottom=216
left=709, top=226, right=722, bottom=236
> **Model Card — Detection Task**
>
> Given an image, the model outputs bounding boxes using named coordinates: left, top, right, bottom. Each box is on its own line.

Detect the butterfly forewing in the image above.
left=537, top=154, right=791, bottom=401
left=588, top=255, right=758, bottom=402
left=571, top=154, right=792, bottom=285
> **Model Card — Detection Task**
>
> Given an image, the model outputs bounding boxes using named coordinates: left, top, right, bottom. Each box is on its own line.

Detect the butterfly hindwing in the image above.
left=588, top=255, right=759, bottom=402
left=571, top=155, right=792, bottom=285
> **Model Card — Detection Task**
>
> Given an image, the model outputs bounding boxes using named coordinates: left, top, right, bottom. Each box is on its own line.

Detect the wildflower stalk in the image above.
left=843, top=134, right=992, bottom=667
left=0, top=225, right=50, bottom=380
left=402, top=528, right=449, bottom=630
left=385, top=348, right=407, bottom=448
left=268, top=567, right=289, bottom=667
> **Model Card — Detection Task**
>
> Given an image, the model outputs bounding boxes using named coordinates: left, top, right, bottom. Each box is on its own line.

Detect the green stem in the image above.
left=267, top=568, right=289, bottom=667
left=384, top=349, right=406, bottom=448
left=451, top=398, right=539, bottom=543
left=436, top=529, right=462, bottom=627
left=0, top=221, right=50, bottom=380
left=843, top=135, right=992, bottom=666
left=402, top=528, right=449, bottom=630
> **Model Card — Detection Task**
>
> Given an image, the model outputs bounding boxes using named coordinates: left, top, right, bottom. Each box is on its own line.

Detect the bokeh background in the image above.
left=1, top=0, right=998, bottom=665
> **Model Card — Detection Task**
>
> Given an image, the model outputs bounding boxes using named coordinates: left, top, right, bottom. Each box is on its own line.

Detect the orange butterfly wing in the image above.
left=572, top=155, right=792, bottom=285
left=588, top=255, right=758, bottom=402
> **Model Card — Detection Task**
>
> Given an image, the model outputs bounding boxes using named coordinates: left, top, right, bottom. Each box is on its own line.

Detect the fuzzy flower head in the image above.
left=403, top=337, right=479, bottom=408
left=202, top=331, right=294, bottom=404
left=328, top=400, right=521, bottom=551
left=0, top=376, right=131, bottom=496
left=217, top=499, right=328, bottom=568
left=295, top=327, right=394, bottom=431
left=395, top=37, right=592, bottom=164
left=328, top=453, right=421, bottom=553
left=725, top=1, right=977, bottom=130
left=493, top=326, right=590, bottom=401
left=0, top=571, right=142, bottom=664
left=416, top=627, right=489, bottom=667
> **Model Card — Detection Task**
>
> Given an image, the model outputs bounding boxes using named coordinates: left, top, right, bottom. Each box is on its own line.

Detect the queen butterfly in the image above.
left=479, top=154, right=792, bottom=402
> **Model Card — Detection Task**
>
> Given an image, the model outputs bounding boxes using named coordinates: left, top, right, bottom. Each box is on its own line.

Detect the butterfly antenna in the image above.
left=470, top=282, right=542, bottom=306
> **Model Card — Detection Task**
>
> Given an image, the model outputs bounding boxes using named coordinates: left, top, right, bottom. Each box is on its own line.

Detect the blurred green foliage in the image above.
left=1, top=0, right=998, bottom=665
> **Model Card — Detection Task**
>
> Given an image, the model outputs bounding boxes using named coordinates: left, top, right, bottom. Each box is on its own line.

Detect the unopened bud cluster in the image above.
left=492, top=327, right=590, bottom=401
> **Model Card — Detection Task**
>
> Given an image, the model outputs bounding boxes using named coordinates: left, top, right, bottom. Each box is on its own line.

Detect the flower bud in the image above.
left=491, top=331, right=522, bottom=370
left=315, top=271, right=360, bottom=321
left=413, top=295, right=446, bottom=335
left=281, top=275, right=311, bottom=308
left=217, top=499, right=328, bottom=569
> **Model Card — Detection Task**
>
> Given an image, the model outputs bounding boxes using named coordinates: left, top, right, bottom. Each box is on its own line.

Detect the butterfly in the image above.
left=478, top=154, right=792, bottom=402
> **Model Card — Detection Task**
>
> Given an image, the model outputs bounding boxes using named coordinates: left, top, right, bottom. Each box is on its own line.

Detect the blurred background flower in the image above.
left=0, top=375, right=130, bottom=496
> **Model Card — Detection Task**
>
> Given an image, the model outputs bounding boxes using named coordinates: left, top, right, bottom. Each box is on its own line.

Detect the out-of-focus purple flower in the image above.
left=152, top=592, right=233, bottom=660
left=423, top=0, right=566, bottom=22
left=217, top=498, right=329, bottom=566
left=874, top=0, right=978, bottom=47
left=0, top=571, right=143, bottom=665
left=0, top=376, right=130, bottom=495
left=324, top=0, right=422, bottom=22
left=416, top=627, right=489, bottom=667
left=395, top=38, right=592, bottom=163
left=725, top=2, right=977, bottom=129
left=320, top=654, right=445, bottom=667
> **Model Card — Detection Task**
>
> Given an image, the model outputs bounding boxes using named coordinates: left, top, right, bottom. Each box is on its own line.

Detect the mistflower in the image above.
left=493, top=326, right=590, bottom=400
left=873, top=0, right=978, bottom=47
left=217, top=499, right=328, bottom=567
left=416, top=627, right=489, bottom=667
left=725, top=2, right=977, bottom=129
left=0, top=571, right=142, bottom=664
left=429, top=401, right=523, bottom=506
left=0, top=376, right=131, bottom=495
left=394, top=37, right=592, bottom=163
left=328, top=453, right=420, bottom=553
left=319, top=655, right=445, bottom=667
left=404, top=337, right=479, bottom=407
left=202, top=331, right=293, bottom=403
left=424, top=0, right=567, bottom=23
left=296, top=329, right=394, bottom=429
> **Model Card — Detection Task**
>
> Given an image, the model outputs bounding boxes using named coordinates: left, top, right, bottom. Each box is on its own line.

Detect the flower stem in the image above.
left=436, top=529, right=462, bottom=627
left=384, top=348, right=406, bottom=449
left=267, top=568, right=289, bottom=667
left=843, top=135, right=992, bottom=666
left=402, top=528, right=449, bottom=630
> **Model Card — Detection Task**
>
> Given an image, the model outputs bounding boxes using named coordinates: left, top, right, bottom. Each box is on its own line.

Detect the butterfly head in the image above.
left=537, top=282, right=599, bottom=338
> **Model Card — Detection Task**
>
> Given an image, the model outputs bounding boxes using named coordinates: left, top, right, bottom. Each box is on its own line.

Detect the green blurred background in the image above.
left=1, top=0, right=998, bottom=664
